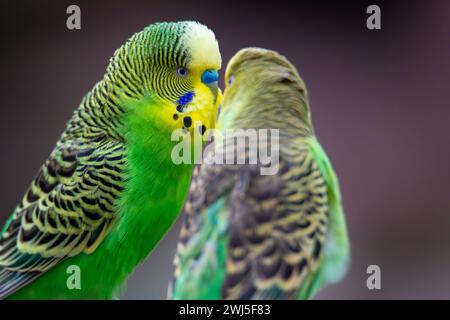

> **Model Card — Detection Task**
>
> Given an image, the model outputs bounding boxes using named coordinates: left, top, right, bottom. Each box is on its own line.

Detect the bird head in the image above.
left=218, top=47, right=311, bottom=132
left=108, top=21, right=222, bottom=139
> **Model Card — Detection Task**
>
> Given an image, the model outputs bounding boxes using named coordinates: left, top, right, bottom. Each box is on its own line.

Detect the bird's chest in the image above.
left=103, top=158, right=193, bottom=269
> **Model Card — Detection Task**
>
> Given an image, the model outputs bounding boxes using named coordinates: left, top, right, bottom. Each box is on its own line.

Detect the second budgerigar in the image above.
left=169, top=48, right=350, bottom=299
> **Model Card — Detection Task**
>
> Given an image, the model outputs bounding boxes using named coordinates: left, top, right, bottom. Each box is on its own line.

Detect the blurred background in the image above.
left=0, top=0, right=449, bottom=299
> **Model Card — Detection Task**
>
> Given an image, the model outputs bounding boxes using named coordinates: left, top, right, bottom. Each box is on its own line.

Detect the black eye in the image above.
left=176, top=67, right=188, bottom=77
left=228, top=76, right=234, bottom=86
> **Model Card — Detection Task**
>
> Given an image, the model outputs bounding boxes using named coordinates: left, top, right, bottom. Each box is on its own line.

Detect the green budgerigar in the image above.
left=0, top=21, right=222, bottom=299
left=169, top=48, right=350, bottom=299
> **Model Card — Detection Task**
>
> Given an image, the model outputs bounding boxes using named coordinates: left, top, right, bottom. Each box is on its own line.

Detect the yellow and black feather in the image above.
left=0, top=136, right=125, bottom=297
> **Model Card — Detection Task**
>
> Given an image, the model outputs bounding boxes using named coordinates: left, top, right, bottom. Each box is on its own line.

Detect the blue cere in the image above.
left=178, top=91, right=195, bottom=105
left=201, top=70, right=219, bottom=84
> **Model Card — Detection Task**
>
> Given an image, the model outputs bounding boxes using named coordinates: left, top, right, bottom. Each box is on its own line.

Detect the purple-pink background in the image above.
left=1, top=0, right=449, bottom=299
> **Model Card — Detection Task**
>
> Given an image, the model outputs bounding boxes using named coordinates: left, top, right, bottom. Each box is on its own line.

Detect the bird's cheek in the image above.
left=193, top=86, right=216, bottom=124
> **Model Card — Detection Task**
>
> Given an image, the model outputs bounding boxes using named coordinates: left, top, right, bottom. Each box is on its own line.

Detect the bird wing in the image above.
left=222, top=148, right=330, bottom=299
left=170, top=142, right=330, bottom=300
left=0, top=138, right=125, bottom=298
left=169, top=159, right=237, bottom=299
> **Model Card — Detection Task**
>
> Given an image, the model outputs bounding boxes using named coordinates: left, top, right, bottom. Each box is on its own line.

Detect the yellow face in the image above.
left=156, top=22, right=222, bottom=138
left=164, top=67, right=223, bottom=137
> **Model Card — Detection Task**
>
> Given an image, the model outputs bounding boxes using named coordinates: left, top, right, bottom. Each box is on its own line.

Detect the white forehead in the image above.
left=182, top=22, right=222, bottom=70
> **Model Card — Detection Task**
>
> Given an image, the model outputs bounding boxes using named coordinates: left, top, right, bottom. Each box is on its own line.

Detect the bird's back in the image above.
left=170, top=133, right=349, bottom=299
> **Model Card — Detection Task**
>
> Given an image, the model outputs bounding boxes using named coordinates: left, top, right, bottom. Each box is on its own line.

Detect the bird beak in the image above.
left=201, top=69, right=220, bottom=112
